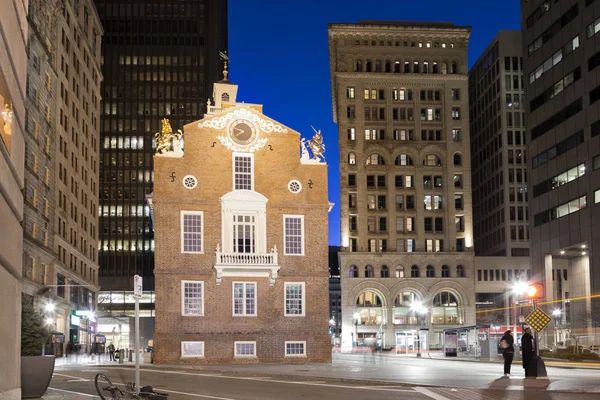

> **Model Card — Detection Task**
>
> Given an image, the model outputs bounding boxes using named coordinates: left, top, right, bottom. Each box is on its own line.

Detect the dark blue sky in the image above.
left=227, top=0, right=522, bottom=246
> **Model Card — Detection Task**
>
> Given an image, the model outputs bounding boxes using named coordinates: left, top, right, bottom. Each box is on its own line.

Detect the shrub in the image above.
left=21, top=295, right=50, bottom=356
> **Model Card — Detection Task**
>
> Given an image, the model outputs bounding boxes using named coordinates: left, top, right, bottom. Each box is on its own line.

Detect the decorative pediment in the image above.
left=198, top=107, right=288, bottom=133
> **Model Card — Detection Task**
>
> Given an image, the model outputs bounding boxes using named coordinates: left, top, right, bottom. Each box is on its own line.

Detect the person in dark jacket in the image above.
left=500, top=330, right=515, bottom=377
left=521, top=327, right=535, bottom=377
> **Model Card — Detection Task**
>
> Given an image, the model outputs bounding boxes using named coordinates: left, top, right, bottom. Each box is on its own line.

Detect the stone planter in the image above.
left=21, top=355, right=55, bottom=398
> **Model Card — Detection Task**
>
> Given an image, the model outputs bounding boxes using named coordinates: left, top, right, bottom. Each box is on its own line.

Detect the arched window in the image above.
left=393, top=291, right=422, bottom=324
left=441, top=62, right=448, bottom=74
left=432, top=62, right=439, bottom=74
left=451, top=62, right=458, bottom=74
left=441, top=265, right=450, bottom=278
left=366, top=154, right=385, bottom=166
left=396, top=265, right=405, bottom=278
left=375, top=60, right=382, bottom=72
left=366, top=60, right=372, bottom=72
left=348, top=152, right=356, bottom=165
left=381, top=265, right=389, bottom=278
left=423, top=62, right=429, bottom=74
left=426, top=265, right=435, bottom=278
left=385, top=60, right=391, bottom=73
left=356, top=291, right=383, bottom=325
left=413, top=61, right=420, bottom=73
left=357, top=291, right=382, bottom=306
left=411, top=265, right=420, bottom=278
left=423, top=155, right=442, bottom=166
left=432, top=291, right=460, bottom=324
left=395, top=154, right=413, bottom=166
left=404, top=61, right=410, bottom=73
left=356, top=60, right=363, bottom=72
left=394, top=61, right=401, bottom=73
left=456, top=264, right=465, bottom=277
left=349, top=265, right=358, bottom=278
left=365, top=264, right=374, bottom=278
left=454, top=153, right=462, bottom=166
left=221, top=93, right=230, bottom=102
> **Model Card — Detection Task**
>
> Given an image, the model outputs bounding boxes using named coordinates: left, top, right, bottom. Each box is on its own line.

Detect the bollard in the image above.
left=129, top=349, right=133, bottom=362
left=119, top=349, right=124, bottom=364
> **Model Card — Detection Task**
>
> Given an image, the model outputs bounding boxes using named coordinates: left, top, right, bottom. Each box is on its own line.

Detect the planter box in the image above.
left=21, top=355, right=55, bottom=398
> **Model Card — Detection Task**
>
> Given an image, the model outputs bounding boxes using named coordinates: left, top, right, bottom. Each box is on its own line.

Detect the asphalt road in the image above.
left=50, top=353, right=600, bottom=400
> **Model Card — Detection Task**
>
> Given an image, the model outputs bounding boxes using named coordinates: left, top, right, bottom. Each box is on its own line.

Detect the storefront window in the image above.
left=356, top=291, right=383, bottom=325
left=393, top=291, right=421, bottom=324
left=431, top=291, right=460, bottom=324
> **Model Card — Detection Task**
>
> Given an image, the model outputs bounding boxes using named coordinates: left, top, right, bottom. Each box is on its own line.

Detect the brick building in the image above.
left=152, top=70, right=332, bottom=363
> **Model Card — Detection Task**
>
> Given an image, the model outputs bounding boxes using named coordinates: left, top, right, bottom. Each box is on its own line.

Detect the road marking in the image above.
left=100, top=367, right=415, bottom=392
left=54, top=373, right=91, bottom=381
left=48, top=387, right=100, bottom=398
left=158, top=388, right=241, bottom=400
left=415, top=387, right=452, bottom=400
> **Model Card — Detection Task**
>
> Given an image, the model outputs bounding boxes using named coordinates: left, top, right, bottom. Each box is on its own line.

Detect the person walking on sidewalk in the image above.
left=499, top=330, right=515, bottom=377
left=521, top=327, right=535, bottom=377
left=108, top=343, right=115, bottom=361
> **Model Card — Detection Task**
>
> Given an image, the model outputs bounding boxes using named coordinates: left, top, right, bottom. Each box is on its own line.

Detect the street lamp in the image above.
left=353, top=312, right=360, bottom=348
left=410, top=301, right=428, bottom=357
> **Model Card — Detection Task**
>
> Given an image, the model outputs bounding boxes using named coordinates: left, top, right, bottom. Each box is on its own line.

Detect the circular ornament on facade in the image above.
left=182, top=175, right=198, bottom=189
left=288, top=180, right=302, bottom=194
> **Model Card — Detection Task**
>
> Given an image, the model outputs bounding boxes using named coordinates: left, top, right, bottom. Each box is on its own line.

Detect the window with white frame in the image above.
left=234, top=341, right=256, bottom=357
left=285, top=282, right=305, bottom=316
left=285, top=341, right=306, bottom=357
left=181, top=341, right=204, bottom=357
left=284, top=215, right=304, bottom=255
left=233, top=154, right=253, bottom=190
left=181, top=211, right=203, bottom=253
left=233, top=215, right=256, bottom=253
left=181, top=280, right=204, bottom=316
left=233, top=282, right=256, bottom=316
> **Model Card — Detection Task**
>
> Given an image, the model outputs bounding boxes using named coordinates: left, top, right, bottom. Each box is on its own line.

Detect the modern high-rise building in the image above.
left=93, top=0, right=227, bottom=345
left=521, top=0, right=600, bottom=343
left=0, top=0, right=28, bottom=396
left=329, top=21, right=476, bottom=351
left=469, top=31, right=530, bottom=257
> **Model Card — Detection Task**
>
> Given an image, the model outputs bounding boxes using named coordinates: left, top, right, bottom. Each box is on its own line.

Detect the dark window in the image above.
left=367, top=175, right=375, bottom=188
left=532, top=130, right=584, bottom=168
left=531, top=98, right=582, bottom=140
left=377, top=175, right=386, bottom=188
left=348, top=174, right=356, bottom=186
left=395, top=175, right=403, bottom=188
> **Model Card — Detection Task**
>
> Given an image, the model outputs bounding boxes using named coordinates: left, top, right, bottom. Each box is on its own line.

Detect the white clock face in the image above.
left=229, top=120, right=257, bottom=145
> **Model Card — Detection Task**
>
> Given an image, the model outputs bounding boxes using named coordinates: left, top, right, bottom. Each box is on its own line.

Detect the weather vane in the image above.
left=219, top=50, right=230, bottom=79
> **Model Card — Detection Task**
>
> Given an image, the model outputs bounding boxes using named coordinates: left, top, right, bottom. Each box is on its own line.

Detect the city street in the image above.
left=49, top=353, right=600, bottom=399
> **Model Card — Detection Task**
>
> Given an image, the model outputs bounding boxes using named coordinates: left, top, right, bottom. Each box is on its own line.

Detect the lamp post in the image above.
left=353, top=312, right=360, bottom=348
left=42, top=300, right=56, bottom=355
left=411, top=301, right=428, bottom=357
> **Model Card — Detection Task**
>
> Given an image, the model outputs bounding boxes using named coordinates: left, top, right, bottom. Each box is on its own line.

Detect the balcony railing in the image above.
left=214, top=245, right=280, bottom=285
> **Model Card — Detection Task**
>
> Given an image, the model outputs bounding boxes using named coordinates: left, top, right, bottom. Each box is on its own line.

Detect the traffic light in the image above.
left=527, top=283, right=544, bottom=299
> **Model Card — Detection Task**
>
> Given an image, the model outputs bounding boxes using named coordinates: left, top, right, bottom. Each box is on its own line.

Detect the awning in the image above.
left=442, top=324, right=490, bottom=333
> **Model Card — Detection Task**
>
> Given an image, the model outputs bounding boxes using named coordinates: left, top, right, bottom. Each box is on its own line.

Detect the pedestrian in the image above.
left=499, top=330, right=515, bottom=377
left=108, top=342, right=115, bottom=361
left=521, top=327, right=535, bottom=377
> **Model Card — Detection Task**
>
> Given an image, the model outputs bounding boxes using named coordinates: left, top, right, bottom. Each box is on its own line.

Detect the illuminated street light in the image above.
left=45, top=317, right=54, bottom=326
left=44, top=301, right=55, bottom=313
left=512, top=281, right=529, bottom=295
left=552, top=309, right=562, bottom=317
left=560, top=250, right=565, bottom=255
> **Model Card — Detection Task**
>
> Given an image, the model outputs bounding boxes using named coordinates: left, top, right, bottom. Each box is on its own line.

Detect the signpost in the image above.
left=524, top=296, right=550, bottom=379
left=133, top=275, right=142, bottom=392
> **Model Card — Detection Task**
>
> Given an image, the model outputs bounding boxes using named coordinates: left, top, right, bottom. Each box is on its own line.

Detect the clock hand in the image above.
left=233, top=127, right=245, bottom=137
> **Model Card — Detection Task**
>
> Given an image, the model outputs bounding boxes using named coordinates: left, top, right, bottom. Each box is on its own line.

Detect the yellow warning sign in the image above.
left=524, top=307, right=552, bottom=332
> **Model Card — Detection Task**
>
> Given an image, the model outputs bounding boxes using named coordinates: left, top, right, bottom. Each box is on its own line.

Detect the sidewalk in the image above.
left=54, top=352, right=150, bottom=367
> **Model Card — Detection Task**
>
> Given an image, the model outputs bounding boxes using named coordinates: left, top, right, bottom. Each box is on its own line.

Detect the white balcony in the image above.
left=214, top=245, right=280, bottom=285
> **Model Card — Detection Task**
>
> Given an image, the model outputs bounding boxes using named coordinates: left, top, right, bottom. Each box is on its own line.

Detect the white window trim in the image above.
left=284, top=282, right=306, bottom=317
left=181, top=341, right=205, bottom=358
left=283, top=214, right=305, bottom=256
left=284, top=341, right=307, bottom=357
left=180, top=210, right=204, bottom=254
left=234, top=341, right=257, bottom=357
left=232, top=152, right=254, bottom=191
left=232, top=281, right=257, bottom=317
left=181, top=280, right=204, bottom=316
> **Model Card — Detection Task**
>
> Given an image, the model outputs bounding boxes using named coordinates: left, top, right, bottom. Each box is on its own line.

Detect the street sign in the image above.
left=134, top=275, right=143, bottom=299
left=524, top=307, right=552, bottom=332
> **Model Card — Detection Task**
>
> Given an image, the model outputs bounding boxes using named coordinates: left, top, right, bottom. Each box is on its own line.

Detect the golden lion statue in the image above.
left=155, top=118, right=182, bottom=154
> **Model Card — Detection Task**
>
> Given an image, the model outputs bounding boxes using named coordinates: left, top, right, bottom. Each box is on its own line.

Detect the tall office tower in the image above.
left=52, top=0, right=103, bottom=352
left=329, top=21, right=476, bottom=351
left=94, top=1, right=228, bottom=341
left=469, top=31, right=529, bottom=257
left=521, top=0, right=600, bottom=342
left=0, top=0, right=27, bottom=395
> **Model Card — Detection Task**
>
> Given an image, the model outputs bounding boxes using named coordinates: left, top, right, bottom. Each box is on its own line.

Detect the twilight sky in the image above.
left=227, top=0, right=522, bottom=246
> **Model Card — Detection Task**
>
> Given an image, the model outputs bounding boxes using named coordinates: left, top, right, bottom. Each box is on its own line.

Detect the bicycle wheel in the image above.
left=95, top=373, right=121, bottom=400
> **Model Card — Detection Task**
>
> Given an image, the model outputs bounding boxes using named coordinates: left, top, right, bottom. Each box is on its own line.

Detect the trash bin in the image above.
left=119, top=349, right=124, bottom=364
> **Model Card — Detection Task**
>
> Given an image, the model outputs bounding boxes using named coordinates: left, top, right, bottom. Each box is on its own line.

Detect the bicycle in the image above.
left=95, top=373, right=169, bottom=400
